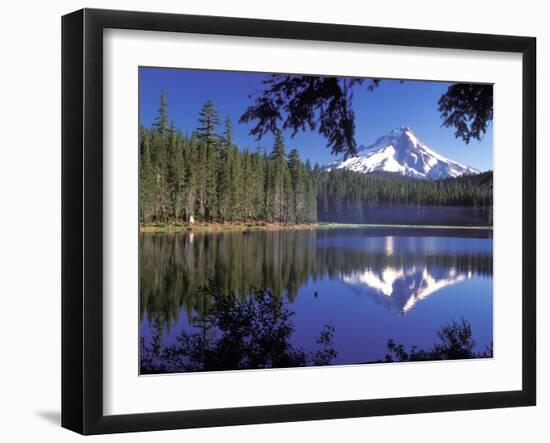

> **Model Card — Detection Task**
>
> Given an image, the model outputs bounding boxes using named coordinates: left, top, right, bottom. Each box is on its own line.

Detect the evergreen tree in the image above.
left=195, top=138, right=208, bottom=218
left=153, top=90, right=169, bottom=141
left=218, top=117, right=234, bottom=222
left=197, top=99, right=221, bottom=147
left=267, top=130, right=288, bottom=222
left=183, top=133, right=198, bottom=222
left=282, top=161, right=294, bottom=223
left=251, top=148, right=266, bottom=220
left=288, top=149, right=307, bottom=223
left=139, top=127, right=155, bottom=223
left=228, top=145, right=243, bottom=221
left=197, top=100, right=221, bottom=220
left=150, top=92, right=172, bottom=222
left=166, top=123, right=184, bottom=222
left=241, top=149, right=254, bottom=220
left=305, top=176, right=317, bottom=222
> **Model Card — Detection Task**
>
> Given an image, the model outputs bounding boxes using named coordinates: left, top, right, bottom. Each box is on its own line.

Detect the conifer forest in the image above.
left=139, top=92, right=493, bottom=226
left=139, top=71, right=494, bottom=374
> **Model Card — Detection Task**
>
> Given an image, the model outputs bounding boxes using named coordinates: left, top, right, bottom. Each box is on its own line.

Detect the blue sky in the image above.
left=139, top=67, right=493, bottom=172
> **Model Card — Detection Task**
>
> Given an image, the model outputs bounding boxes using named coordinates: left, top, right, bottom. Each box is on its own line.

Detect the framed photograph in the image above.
left=62, top=8, right=536, bottom=435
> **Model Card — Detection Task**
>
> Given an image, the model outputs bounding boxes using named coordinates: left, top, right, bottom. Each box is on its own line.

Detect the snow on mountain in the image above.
left=325, top=127, right=480, bottom=180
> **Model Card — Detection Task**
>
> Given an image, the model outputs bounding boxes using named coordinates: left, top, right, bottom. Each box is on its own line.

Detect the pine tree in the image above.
left=197, top=99, right=221, bottom=147
left=218, top=117, right=234, bottom=222
left=241, top=149, right=254, bottom=220
left=251, top=148, right=266, bottom=220
left=267, top=130, right=287, bottom=222
left=197, top=100, right=221, bottom=220
left=183, top=133, right=198, bottom=223
left=153, top=90, right=169, bottom=141
left=282, top=161, right=294, bottom=223
left=229, top=145, right=243, bottom=221
left=195, top=138, right=208, bottom=219
left=139, top=127, right=155, bottom=223
left=166, top=123, right=184, bottom=222
left=304, top=172, right=317, bottom=223
left=288, top=149, right=306, bottom=223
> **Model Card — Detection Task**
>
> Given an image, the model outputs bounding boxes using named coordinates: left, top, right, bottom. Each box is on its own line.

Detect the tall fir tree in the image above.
left=166, top=123, right=184, bottom=222
left=251, top=148, right=266, bottom=220
left=139, top=127, right=155, bottom=223
left=183, top=133, right=198, bottom=222
left=153, top=90, right=169, bottom=141
left=267, top=130, right=287, bottom=222
left=197, top=100, right=221, bottom=220
left=218, top=117, right=234, bottom=222
left=150, top=92, right=172, bottom=222
left=229, top=145, right=243, bottom=221
left=288, top=149, right=306, bottom=223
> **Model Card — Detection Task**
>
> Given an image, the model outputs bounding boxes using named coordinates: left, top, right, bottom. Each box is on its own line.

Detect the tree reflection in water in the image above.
left=140, top=285, right=492, bottom=374
left=140, top=229, right=492, bottom=335
left=140, top=229, right=493, bottom=373
left=141, top=286, right=336, bottom=374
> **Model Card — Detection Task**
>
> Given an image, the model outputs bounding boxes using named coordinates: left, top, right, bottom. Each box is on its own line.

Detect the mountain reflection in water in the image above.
left=140, top=227, right=493, bottom=369
left=342, top=266, right=470, bottom=315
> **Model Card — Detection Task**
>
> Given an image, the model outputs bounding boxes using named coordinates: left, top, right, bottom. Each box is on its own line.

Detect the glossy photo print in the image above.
left=138, top=67, right=493, bottom=375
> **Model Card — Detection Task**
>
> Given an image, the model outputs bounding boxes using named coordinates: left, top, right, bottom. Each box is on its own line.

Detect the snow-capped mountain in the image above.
left=325, top=127, right=480, bottom=180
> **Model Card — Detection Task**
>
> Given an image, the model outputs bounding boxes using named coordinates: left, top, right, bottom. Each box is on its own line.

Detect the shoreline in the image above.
left=140, top=222, right=318, bottom=233
left=140, top=222, right=493, bottom=233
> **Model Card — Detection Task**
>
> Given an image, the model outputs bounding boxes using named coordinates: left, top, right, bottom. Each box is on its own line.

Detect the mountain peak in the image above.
left=392, top=126, right=412, bottom=134
left=327, top=127, right=479, bottom=180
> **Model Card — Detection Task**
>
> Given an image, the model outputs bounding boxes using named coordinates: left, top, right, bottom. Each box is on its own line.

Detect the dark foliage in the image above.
left=240, top=75, right=492, bottom=158
left=140, top=282, right=492, bottom=373
left=438, top=83, right=493, bottom=144
left=141, top=287, right=337, bottom=374
left=383, top=318, right=493, bottom=362
left=240, top=75, right=380, bottom=158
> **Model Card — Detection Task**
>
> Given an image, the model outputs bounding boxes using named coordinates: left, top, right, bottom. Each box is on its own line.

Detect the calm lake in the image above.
left=318, top=203, right=492, bottom=226
left=140, top=227, right=493, bottom=371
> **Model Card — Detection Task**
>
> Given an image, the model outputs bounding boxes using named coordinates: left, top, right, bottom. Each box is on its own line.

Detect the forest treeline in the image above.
left=140, top=93, right=316, bottom=224
left=316, top=169, right=493, bottom=223
left=140, top=93, right=493, bottom=225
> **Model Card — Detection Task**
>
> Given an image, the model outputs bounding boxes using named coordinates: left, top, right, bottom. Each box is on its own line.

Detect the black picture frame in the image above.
left=62, top=8, right=536, bottom=435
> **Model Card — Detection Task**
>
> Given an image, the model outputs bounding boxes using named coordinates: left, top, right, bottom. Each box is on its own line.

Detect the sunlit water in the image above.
left=140, top=227, right=493, bottom=370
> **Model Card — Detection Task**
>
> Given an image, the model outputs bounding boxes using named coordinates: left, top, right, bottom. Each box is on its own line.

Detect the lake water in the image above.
left=318, top=203, right=492, bottom=226
left=140, top=227, right=493, bottom=372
